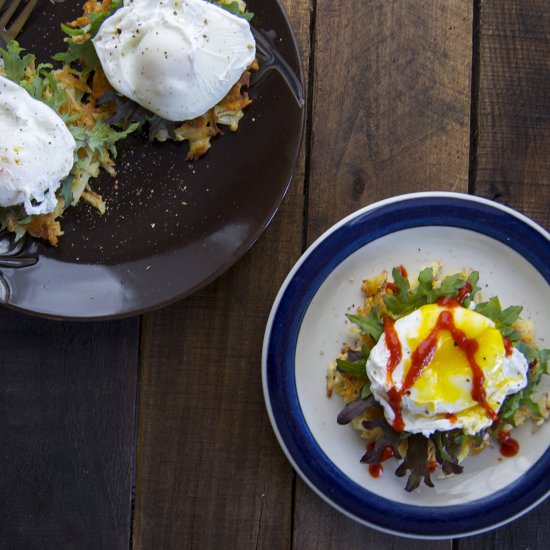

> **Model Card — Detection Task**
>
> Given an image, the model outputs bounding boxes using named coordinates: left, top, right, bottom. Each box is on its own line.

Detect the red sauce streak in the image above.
left=503, top=338, right=513, bottom=357
left=386, top=309, right=496, bottom=431
left=387, top=266, right=408, bottom=294
left=437, top=296, right=460, bottom=308
left=368, top=446, right=395, bottom=478
left=387, top=387, right=405, bottom=432
left=369, top=464, right=383, bottom=478
left=428, top=460, right=438, bottom=473
left=384, top=318, right=402, bottom=387
left=446, top=413, right=458, bottom=424
left=457, top=282, right=473, bottom=305
left=498, top=430, right=519, bottom=457
left=386, top=282, right=399, bottom=294
left=380, top=445, right=395, bottom=461
left=437, top=282, right=472, bottom=307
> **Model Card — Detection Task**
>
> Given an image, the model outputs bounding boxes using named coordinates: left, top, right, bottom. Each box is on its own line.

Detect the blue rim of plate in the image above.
left=262, top=192, right=550, bottom=539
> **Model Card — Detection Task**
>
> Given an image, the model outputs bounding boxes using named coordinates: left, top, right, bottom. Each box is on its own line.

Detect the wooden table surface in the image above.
left=1, top=0, right=550, bottom=548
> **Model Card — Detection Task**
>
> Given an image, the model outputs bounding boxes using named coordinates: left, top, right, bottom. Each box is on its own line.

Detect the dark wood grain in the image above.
left=459, top=499, right=550, bottom=550
left=306, top=0, right=473, bottom=243
left=460, top=0, right=550, bottom=545
left=474, top=0, right=550, bottom=229
left=294, top=0, right=472, bottom=547
left=132, top=1, right=311, bottom=548
left=293, top=490, right=452, bottom=550
left=0, top=309, right=139, bottom=549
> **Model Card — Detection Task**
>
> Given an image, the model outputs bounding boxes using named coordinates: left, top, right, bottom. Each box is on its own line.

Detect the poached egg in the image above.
left=366, top=303, right=529, bottom=436
left=93, top=0, right=256, bottom=121
left=0, top=76, right=75, bottom=215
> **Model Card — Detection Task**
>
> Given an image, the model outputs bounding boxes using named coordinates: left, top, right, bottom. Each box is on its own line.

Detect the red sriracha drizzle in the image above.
left=384, top=318, right=402, bottom=386
left=437, top=296, right=460, bottom=308
left=386, top=265, right=408, bottom=294
left=386, top=282, right=399, bottom=294
left=503, top=338, right=513, bottom=357
left=437, top=282, right=473, bottom=308
left=457, top=282, right=473, bottom=304
left=384, top=307, right=497, bottom=432
left=368, top=446, right=396, bottom=478
left=498, top=430, right=519, bottom=457
left=446, top=413, right=458, bottom=424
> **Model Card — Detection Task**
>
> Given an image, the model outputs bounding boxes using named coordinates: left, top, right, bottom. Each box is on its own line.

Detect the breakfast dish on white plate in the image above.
left=263, top=192, right=550, bottom=538
left=328, top=265, right=549, bottom=491
left=0, top=0, right=257, bottom=245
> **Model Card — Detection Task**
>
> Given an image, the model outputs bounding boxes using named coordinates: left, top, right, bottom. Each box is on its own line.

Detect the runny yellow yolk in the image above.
left=404, top=304, right=505, bottom=413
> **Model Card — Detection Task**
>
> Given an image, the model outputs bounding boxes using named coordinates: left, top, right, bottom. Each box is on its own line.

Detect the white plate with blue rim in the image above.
left=262, top=191, right=550, bottom=539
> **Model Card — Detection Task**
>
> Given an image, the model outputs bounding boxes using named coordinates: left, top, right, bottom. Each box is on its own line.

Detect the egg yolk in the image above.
left=369, top=300, right=528, bottom=435
left=405, top=304, right=505, bottom=413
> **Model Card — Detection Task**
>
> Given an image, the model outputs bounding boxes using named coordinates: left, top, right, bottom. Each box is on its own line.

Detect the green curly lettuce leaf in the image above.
left=346, top=308, right=384, bottom=341
left=475, top=297, right=522, bottom=341
left=335, top=358, right=366, bottom=377
left=70, top=121, right=139, bottom=164
left=52, top=0, right=123, bottom=75
left=0, top=41, right=35, bottom=82
left=495, top=344, right=550, bottom=430
left=383, top=268, right=481, bottom=317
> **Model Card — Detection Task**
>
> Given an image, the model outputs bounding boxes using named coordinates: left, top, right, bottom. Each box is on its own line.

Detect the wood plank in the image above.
left=0, top=309, right=139, bottom=549
left=461, top=0, right=550, bottom=545
left=294, top=493, right=451, bottom=550
left=306, top=0, right=473, bottom=242
left=294, top=0, right=472, bottom=547
left=458, top=501, right=550, bottom=550
left=132, top=0, right=312, bottom=548
left=475, top=0, right=550, bottom=228
left=308, top=0, right=472, bottom=240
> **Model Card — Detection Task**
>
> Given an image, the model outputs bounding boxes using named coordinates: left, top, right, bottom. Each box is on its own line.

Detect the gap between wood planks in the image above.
left=293, top=0, right=318, bottom=547
left=128, top=316, right=144, bottom=550
left=468, top=0, right=481, bottom=196
left=301, top=0, right=319, bottom=254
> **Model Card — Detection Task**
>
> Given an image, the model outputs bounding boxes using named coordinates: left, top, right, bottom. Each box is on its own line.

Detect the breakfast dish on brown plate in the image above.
left=0, top=0, right=258, bottom=245
left=0, top=0, right=304, bottom=319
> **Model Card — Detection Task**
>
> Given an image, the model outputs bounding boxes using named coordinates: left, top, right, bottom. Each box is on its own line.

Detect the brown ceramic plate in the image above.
left=0, top=0, right=305, bottom=319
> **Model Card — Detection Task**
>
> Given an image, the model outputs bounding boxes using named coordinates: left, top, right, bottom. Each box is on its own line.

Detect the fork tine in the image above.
left=5, top=0, right=37, bottom=38
left=0, top=0, right=21, bottom=28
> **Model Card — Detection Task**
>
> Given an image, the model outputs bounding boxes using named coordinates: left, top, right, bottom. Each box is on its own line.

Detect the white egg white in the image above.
left=0, top=76, right=75, bottom=215
left=93, top=0, right=256, bottom=121
left=366, top=305, right=529, bottom=436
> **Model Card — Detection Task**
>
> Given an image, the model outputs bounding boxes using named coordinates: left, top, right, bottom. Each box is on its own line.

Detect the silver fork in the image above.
left=0, top=0, right=38, bottom=46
